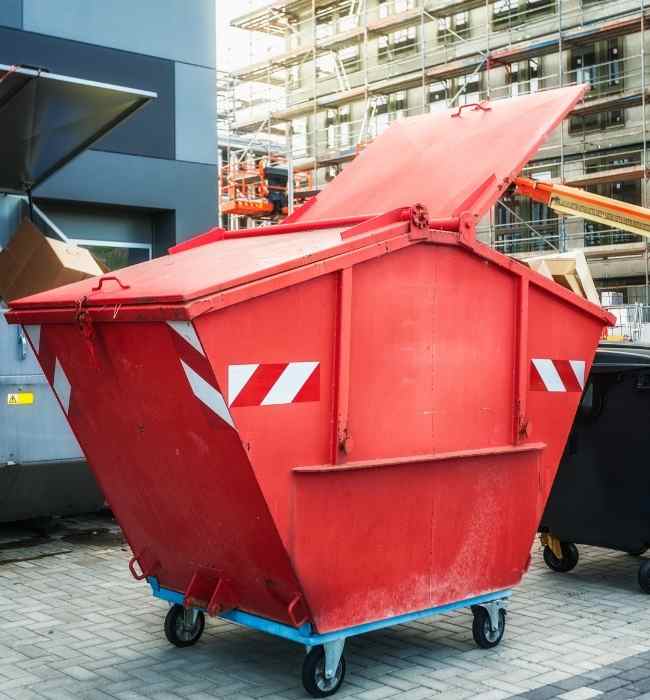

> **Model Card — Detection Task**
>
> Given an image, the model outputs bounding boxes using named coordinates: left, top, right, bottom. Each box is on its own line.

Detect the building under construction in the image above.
left=222, top=0, right=650, bottom=300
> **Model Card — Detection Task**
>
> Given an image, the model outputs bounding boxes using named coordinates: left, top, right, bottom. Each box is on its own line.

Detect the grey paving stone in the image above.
left=517, top=685, right=564, bottom=699
left=3, top=515, right=650, bottom=700
left=587, top=678, right=630, bottom=693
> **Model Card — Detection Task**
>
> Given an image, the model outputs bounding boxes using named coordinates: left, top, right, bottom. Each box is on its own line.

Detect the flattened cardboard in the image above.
left=0, top=218, right=102, bottom=303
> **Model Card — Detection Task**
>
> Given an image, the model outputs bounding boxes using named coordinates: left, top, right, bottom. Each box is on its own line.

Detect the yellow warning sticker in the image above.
left=7, top=392, right=34, bottom=406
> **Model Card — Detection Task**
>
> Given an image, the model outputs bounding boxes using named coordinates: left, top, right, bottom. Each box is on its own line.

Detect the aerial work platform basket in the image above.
left=7, top=86, right=613, bottom=697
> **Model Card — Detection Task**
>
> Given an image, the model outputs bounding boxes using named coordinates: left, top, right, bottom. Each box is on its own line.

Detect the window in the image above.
left=570, top=40, right=623, bottom=96
left=325, top=105, right=352, bottom=150
left=292, top=117, right=309, bottom=158
left=339, top=45, right=361, bottom=73
left=378, top=26, right=417, bottom=61
left=72, top=241, right=151, bottom=271
left=507, top=58, right=541, bottom=96
left=372, top=90, right=407, bottom=135
left=569, top=40, right=625, bottom=133
left=584, top=180, right=641, bottom=247
left=456, top=73, right=481, bottom=105
left=428, top=81, right=449, bottom=112
left=527, top=0, right=555, bottom=18
left=318, top=2, right=360, bottom=36
left=287, top=65, right=300, bottom=90
left=494, top=193, right=558, bottom=254
left=316, top=53, right=336, bottom=78
left=325, top=164, right=341, bottom=182
left=437, top=12, right=470, bottom=41
left=316, top=5, right=336, bottom=40
left=379, top=0, right=415, bottom=18
left=493, top=0, right=517, bottom=28
left=493, top=0, right=554, bottom=29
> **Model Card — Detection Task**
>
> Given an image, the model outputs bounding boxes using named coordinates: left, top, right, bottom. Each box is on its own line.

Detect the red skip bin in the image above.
left=7, top=85, right=612, bottom=697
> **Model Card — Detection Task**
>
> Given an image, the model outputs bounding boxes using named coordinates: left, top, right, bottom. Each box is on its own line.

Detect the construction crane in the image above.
left=515, top=176, right=650, bottom=239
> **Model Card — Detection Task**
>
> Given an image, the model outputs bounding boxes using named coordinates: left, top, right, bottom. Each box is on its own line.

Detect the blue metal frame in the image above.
left=148, top=577, right=511, bottom=646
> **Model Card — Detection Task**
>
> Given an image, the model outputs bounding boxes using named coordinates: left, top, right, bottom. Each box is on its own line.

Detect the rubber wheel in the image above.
left=543, top=542, right=579, bottom=573
left=164, top=604, right=205, bottom=647
left=302, top=646, right=346, bottom=698
left=638, top=560, right=650, bottom=594
left=472, top=607, right=506, bottom=649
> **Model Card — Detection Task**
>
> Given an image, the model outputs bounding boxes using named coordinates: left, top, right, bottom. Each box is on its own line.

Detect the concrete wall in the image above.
left=0, top=0, right=217, bottom=247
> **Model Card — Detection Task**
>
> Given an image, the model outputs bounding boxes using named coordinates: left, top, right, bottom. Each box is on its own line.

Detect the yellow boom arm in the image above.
left=515, top=176, right=650, bottom=239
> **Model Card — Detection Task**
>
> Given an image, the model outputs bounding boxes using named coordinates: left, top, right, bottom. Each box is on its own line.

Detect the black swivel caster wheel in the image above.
left=543, top=542, right=579, bottom=573
left=302, top=645, right=346, bottom=698
left=472, top=606, right=506, bottom=649
left=638, top=560, right=650, bottom=594
left=164, top=604, right=205, bottom=647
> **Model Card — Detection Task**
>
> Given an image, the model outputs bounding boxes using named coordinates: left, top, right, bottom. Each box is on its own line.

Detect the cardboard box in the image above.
left=0, top=218, right=102, bottom=303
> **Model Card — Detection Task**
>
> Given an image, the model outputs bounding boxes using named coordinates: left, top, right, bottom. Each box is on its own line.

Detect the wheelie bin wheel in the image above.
left=302, top=646, right=346, bottom=698
left=472, top=607, right=506, bottom=649
left=164, top=604, right=205, bottom=647
left=638, top=560, right=650, bottom=594
left=543, top=542, right=579, bottom=573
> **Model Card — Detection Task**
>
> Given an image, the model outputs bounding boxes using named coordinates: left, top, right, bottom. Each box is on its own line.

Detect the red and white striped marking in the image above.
left=530, top=358, right=586, bottom=393
left=22, top=324, right=72, bottom=414
left=228, top=362, right=320, bottom=407
left=167, top=321, right=235, bottom=428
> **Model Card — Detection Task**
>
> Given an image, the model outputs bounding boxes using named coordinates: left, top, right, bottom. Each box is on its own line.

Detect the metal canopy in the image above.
left=0, top=63, right=156, bottom=194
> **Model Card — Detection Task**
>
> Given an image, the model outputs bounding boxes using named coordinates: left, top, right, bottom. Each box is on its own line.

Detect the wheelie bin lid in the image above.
left=0, top=63, right=156, bottom=195
left=8, top=86, right=590, bottom=317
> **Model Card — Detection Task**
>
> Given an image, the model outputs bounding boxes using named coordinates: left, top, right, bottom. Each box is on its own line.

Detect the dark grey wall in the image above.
left=35, top=151, right=216, bottom=244
left=0, top=1, right=217, bottom=246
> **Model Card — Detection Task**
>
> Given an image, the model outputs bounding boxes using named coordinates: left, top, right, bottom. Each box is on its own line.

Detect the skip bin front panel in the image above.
left=292, top=448, right=541, bottom=633
left=29, top=320, right=305, bottom=624
left=347, top=244, right=436, bottom=460
left=193, top=273, right=338, bottom=543
left=346, top=244, right=517, bottom=461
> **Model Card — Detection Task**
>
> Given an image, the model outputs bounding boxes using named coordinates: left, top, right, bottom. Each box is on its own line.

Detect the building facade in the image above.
left=0, top=0, right=216, bottom=521
left=229, top=0, right=649, bottom=300
left=0, top=0, right=217, bottom=258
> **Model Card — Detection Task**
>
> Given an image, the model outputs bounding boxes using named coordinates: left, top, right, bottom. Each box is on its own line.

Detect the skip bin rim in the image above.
left=6, top=224, right=615, bottom=328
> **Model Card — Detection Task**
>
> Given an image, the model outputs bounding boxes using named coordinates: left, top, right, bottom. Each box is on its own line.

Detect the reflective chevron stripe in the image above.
left=530, top=358, right=586, bottom=393
left=228, top=362, right=320, bottom=407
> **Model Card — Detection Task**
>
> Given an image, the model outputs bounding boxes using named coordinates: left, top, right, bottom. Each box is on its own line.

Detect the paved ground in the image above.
left=2, top=514, right=650, bottom=700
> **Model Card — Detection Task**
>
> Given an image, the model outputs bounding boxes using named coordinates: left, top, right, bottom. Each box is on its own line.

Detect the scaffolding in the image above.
left=224, top=0, right=650, bottom=299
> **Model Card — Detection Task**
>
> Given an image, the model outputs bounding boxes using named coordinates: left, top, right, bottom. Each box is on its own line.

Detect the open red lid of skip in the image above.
left=8, top=86, right=587, bottom=311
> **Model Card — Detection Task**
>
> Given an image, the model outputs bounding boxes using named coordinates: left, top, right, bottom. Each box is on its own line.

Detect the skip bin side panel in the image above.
left=526, top=285, right=605, bottom=510
left=194, top=274, right=338, bottom=546
left=292, top=449, right=541, bottom=634
left=31, top=321, right=305, bottom=624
